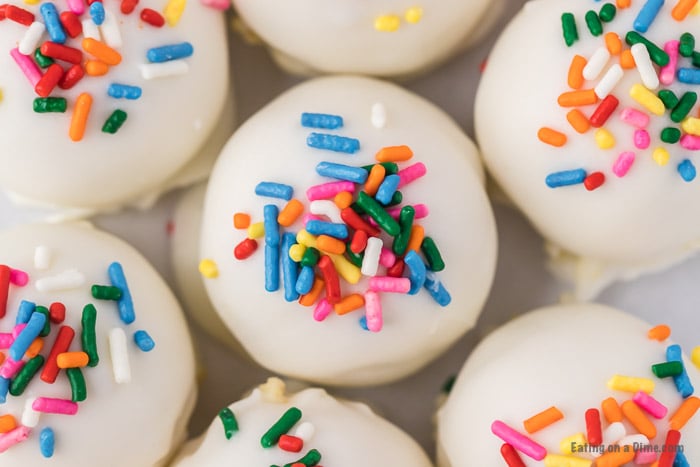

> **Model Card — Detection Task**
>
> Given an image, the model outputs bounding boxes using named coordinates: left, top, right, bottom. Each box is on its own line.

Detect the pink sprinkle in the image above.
left=0, top=334, right=12, bottom=349
left=491, top=420, right=546, bottom=461
left=619, top=108, right=650, bottom=128
left=379, top=248, right=396, bottom=268
left=10, top=48, right=42, bottom=87
left=612, top=151, right=635, bottom=177
left=12, top=324, right=26, bottom=339
left=634, top=449, right=657, bottom=464
left=397, top=162, right=427, bottom=188
left=364, top=291, right=382, bottom=333
left=66, top=0, right=85, bottom=14
left=633, top=391, right=668, bottom=419
left=32, top=397, right=79, bottom=415
left=306, top=181, right=354, bottom=201
left=312, top=298, right=332, bottom=322
left=0, top=426, right=31, bottom=453
left=634, top=129, right=651, bottom=149
left=0, top=358, right=25, bottom=379
left=660, top=40, right=680, bottom=86
left=199, top=0, right=230, bottom=10
left=368, top=276, right=411, bottom=293
left=680, top=134, right=700, bottom=150
left=9, top=268, right=28, bottom=287
left=302, top=213, right=323, bottom=225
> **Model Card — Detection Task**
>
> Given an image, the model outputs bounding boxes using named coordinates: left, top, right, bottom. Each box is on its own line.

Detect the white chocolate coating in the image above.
left=200, top=76, right=497, bottom=386
left=0, top=222, right=196, bottom=465
left=0, top=0, right=230, bottom=211
left=437, top=303, right=700, bottom=466
left=476, top=0, right=700, bottom=298
left=232, top=0, right=506, bottom=78
left=173, top=378, right=433, bottom=466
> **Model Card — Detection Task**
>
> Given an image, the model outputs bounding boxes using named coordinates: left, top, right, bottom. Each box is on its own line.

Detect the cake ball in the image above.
left=0, top=0, right=231, bottom=213
left=199, top=75, right=497, bottom=386
left=437, top=303, right=700, bottom=466
left=173, top=377, right=432, bottom=466
left=232, top=0, right=506, bottom=78
left=476, top=0, right=700, bottom=298
left=0, top=222, right=196, bottom=465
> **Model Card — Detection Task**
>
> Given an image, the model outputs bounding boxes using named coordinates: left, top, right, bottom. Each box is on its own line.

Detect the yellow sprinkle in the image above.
left=329, top=254, right=361, bottom=284
left=296, top=229, right=317, bottom=249
left=692, top=346, right=700, bottom=369
left=374, top=14, right=401, bottom=32
left=404, top=6, right=423, bottom=24
left=607, top=374, right=655, bottom=393
left=560, top=433, right=586, bottom=455
left=692, top=1, right=700, bottom=14
left=544, top=454, right=592, bottom=467
left=288, top=244, right=306, bottom=263
left=594, top=128, right=616, bottom=149
left=652, top=147, right=671, bottom=166
left=247, top=222, right=265, bottom=240
left=164, top=0, right=186, bottom=26
left=198, top=259, right=218, bottom=279
left=681, top=117, right=700, bottom=136
left=0, top=88, right=3, bottom=103
left=630, top=83, right=665, bottom=115
left=24, top=0, right=40, bottom=4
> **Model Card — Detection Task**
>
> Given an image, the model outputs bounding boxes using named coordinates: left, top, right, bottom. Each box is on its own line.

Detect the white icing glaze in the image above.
left=232, top=0, right=506, bottom=77
left=173, top=379, right=433, bottom=466
left=0, top=0, right=230, bottom=211
left=436, top=303, right=700, bottom=466
left=200, top=76, right=497, bottom=386
left=0, top=222, right=196, bottom=465
left=476, top=0, right=700, bottom=297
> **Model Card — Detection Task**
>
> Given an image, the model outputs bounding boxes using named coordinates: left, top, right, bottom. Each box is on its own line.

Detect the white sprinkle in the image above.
left=35, top=269, right=85, bottom=292
left=361, top=237, right=382, bottom=276
left=594, top=64, right=624, bottom=98
left=81, top=18, right=101, bottom=40
left=309, top=200, right=343, bottom=224
left=371, top=102, right=387, bottom=129
left=100, top=12, right=122, bottom=48
left=139, top=60, right=189, bottom=80
left=293, top=422, right=315, bottom=442
left=631, top=43, right=659, bottom=90
left=582, top=46, right=611, bottom=81
left=34, top=246, right=51, bottom=270
left=618, top=433, right=649, bottom=447
left=602, top=421, right=626, bottom=445
left=21, top=397, right=41, bottom=427
left=109, top=327, right=131, bottom=384
left=19, top=22, right=46, bottom=55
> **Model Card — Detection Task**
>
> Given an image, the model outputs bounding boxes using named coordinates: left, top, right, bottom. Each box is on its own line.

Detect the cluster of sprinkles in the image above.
left=200, top=110, right=451, bottom=333
left=373, top=6, right=424, bottom=32
left=538, top=0, right=700, bottom=189
left=0, top=0, right=228, bottom=140
left=0, top=245, right=154, bottom=457
left=492, top=324, right=699, bottom=466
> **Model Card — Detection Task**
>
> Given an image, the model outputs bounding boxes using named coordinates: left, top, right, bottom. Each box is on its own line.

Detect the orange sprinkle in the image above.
left=669, top=396, right=700, bottom=430
left=566, top=109, right=591, bottom=134
left=82, top=38, right=122, bottom=65
left=602, top=397, right=623, bottom=423
left=233, top=213, right=251, bottom=229
left=56, top=351, right=90, bottom=369
left=85, top=60, right=109, bottom=76
left=0, top=415, right=17, bottom=434
left=523, top=406, right=564, bottom=434
left=25, top=337, right=44, bottom=359
left=616, top=0, right=632, bottom=7
left=406, top=224, right=425, bottom=253
left=334, top=191, right=353, bottom=210
left=537, top=127, right=568, bottom=147
left=595, top=446, right=636, bottom=467
left=558, top=89, right=599, bottom=107
left=568, top=54, right=587, bottom=89
left=316, top=235, right=346, bottom=255
left=69, top=93, right=92, bottom=142
left=605, top=32, right=623, bottom=55
left=672, top=0, right=698, bottom=20
left=364, top=164, right=386, bottom=197
left=620, top=49, right=636, bottom=69
left=375, top=145, right=413, bottom=162
left=621, top=400, right=657, bottom=439
left=333, top=293, right=365, bottom=315
left=0, top=353, right=4, bottom=366
left=278, top=199, right=304, bottom=227
left=647, top=324, right=671, bottom=341
left=299, top=277, right=324, bottom=307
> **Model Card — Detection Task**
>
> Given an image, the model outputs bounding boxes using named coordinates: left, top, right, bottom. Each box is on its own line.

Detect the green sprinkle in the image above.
left=355, top=192, right=400, bottom=236
left=67, top=367, right=87, bottom=402
left=218, top=407, right=239, bottom=440
left=652, top=361, right=684, bottom=378
left=441, top=374, right=457, bottom=394
left=671, top=92, right=698, bottom=123
left=392, top=206, right=415, bottom=256
left=421, top=237, right=445, bottom=272
left=561, top=13, right=578, bottom=46
left=680, top=32, right=695, bottom=58
left=361, top=162, right=399, bottom=175
left=102, top=109, right=127, bottom=134
left=260, top=407, right=302, bottom=448
left=585, top=10, right=603, bottom=37
left=661, top=127, right=682, bottom=144
left=658, top=89, right=679, bottom=109
left=693, top=51, right=700, bottom=68
left=385, top=190, right=403, bottom=207
left=34, top=48, right=54, bottom=68
left=35, top=306, right=51, bottom=337
left=300, top=247, right=320, bottom=268
left=9, top=355, right=44, bottom=396
left=349, top=202, right=366, bottom=216
left=345, top=244, right=363, bottom=267
left=599, top=3, right=616, bottom=22
left=283, top=449, right=322, bottom=467
left=81, top=304, right=99, bottom=367
left=625, top=31, right=669, bottom=66
left=91, top=285, right=122, bottom=301
left=33, top=97, right=67, bottom=113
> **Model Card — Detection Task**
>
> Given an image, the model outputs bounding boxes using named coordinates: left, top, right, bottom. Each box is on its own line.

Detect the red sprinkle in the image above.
left=40, top=42, right=83, bottom=64
left=86, top=0, right=100, bottom=4
left=278, top=434, right=303, bottom=453
left=140, top=8, right=164, bottom=27
left=0, top=265, right=10, bottom=319
left=35, top=63, right=64, bottom=98
left=585, top=408, right=603, bottom=446
left=589, top=95, right=620, bottom=127
left=387, top=259, right=405, bottom=277
left=49, top=302, right=66, bottom=324
left=58, top=64, right=85, bottom=90
left=317, top=255, right=341, bottom=304
left=59, top=11, right=83, bottom=38
left=340, top=207, right=380, bottom=237
left=658, top=429, right=681, bottom=467
left=40, top=325, right=75, bottom=383
left=120, top=0, right=138, bottom=14
left=350, top=230, right=368, bottom=254
left=0, top=4, right=7, bottom=20
left=584, top=172, right=605, bottom=191
left=500, top=443, right=526, bottom=467
left=5, top=5, right=34, bottom=25
left=233, top=238, right=258, bottom=260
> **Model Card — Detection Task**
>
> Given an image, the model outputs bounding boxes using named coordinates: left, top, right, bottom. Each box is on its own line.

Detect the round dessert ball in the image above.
left=476, top=0, right=700, bottom=298
left=437, top=303, right=700, bottom=466
left=232, top=0, right=506, bottom=78
left=0, top=222, right=196, bottom=465
left=173, top=377, right=432, bottom=466
left=199, top=75, right=497, bottom=386
left=0, top=0, right=231, bottom=212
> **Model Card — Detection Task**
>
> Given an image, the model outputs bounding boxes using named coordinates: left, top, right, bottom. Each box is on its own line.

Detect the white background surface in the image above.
left=1, top=0, right=699, bottom=460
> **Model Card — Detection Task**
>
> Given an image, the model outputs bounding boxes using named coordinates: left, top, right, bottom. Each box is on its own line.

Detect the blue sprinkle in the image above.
left=0, top=377, right=9, bottom=403
left=89, top=1, right=105, bottom=26
left=667, top=344, right=694, bottom=398
left=424, top=271, right=452, bottom=307
left=375, top=174, right=401, bottom=205
left=315, top=161, right=368, bottom=183
left=146, top=42, right=194, bottom=63
left=295, top=266, right=314, bottom=295
left=673, top=450, right=689, bottom=467
left=255, top=182, right=293, bottom=200
left=359, top=316, right=369, bottom=331
left=264, top=244, right=280, bottom=292
left=678, top=68, right=700, bottom=84
left=307, top=133, right=360, bottom=154
left=545, top=169, right=587, bottom=188
left=634, top=0, right=664, bottom=33
left=281, top=233, right=299, bottom=302
left=678, top=159, right=696, bottom=182
left=301, top=113, right=343, bottom=130
left=404, top=250, right=427, bottom=295
left=263, top=204, right=280, bottom=247
left=40, top=427, right=54, bottom=458
left=15, top=300, right=36, bottom=325
left=10, top=311, right=46, bottom=361
left=108, top=83, right=142, bottom=100
left=40, top=3, right=66, bottom=44
left=133, top=330, right=155, bottom=352
left=108, top=262, right=135, bottom=325
left=305, top=220, right=348, bottom=239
